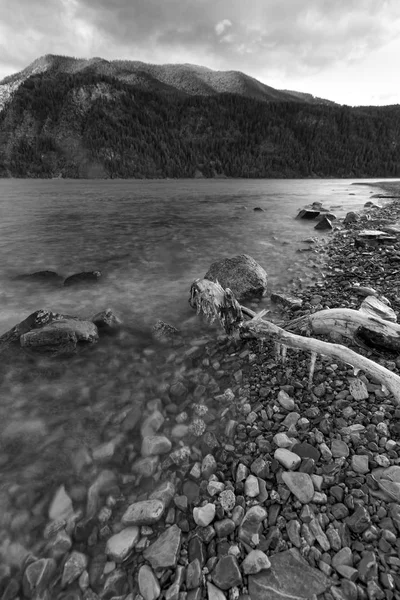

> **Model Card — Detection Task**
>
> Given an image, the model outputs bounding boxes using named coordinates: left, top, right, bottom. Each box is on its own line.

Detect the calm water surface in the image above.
left=0, top=177, right=396, bottom=557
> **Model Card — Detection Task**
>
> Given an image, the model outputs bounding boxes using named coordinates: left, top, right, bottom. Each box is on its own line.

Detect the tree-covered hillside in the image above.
left=0, top=72, right=399, bottom=178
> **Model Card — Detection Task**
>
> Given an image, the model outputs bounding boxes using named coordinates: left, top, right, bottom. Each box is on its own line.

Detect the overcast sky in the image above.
left=1, top=0, right=400, bottom=106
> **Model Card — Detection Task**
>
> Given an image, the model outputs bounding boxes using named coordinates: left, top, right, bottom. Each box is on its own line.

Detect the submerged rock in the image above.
left=296, top=209, right=320, bottom=220
left=63, top=270, right=102, bottom=286
left=13, top=270, right=63, bottom=284
left=143, top=524, right=182, bottom=569
left=204, top=254, right=268, bottom=300
left=91, top=308, right=122, bottom=332
left=20, top=317, right=99, bottom=356
left=121, top=499, right=165, bottom=526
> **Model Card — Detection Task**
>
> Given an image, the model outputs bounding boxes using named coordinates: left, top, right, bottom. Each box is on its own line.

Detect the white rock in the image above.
left=138, top=564, right=161, bottom=600
left=141, top=435, right=172, bottom=457
left=273, top=433, right=293, bottom=448
left=244, top=475, right=260, bottom=498
left=49, top=486, right=74, bottom=521
left=207, top=582, right=227, bottom=600
left=193, top=503, right=216, bottom=527
left=242, top=549, right=271, bottom=574
left=106, top=527, right=140, bottom=562
left=274, top=448, right=301, bottom=470
left=122, top=500, right=165, bottom=525
left=277, top=390, right=295, bottom=411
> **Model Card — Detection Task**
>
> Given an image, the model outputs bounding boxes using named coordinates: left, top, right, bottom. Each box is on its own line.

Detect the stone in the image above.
left=277, top=390, right=295, bottom=411
left=331, top=440, right=349, bottom=458
left=220, top=490, right=236, bottom=512
left=208, top=481, right=225, bottom=496
left=132, top=456, right=159, bottom=477
left=207, top=582, right=227, bottom=600
left=273, top=433, right=293, bottom=449
left=214, top=518, right=236, bottom=538
left=121, top=500, right=165, bottom=526
left=202, top=454, right=218, bottom=479
left=48, top=485, right=74, bottom=521
left=20, top=315, right=98, bottom=356
left=238, top=506, right=267, bottom=547
left=143, top=524, right=182, bottom=569
left=204, top=254, right=268, bottom=300
left=141, top=410, right=165, bottom=438
left=357, top=551, right=377, bottom=583
left=149, top=481, right=176, bottom=507
left=314, top=216, right=333, bottom=231
left=105, top=527, right=140, bottom=562
left=61, top=551, right=88, bottom=587
left=22, top=558, right=57, bottom=598
left=138, top=564, right=161, bottom=600
left=250, top=457, right=269, bottom=479
left=378, top=479, right=400, bottom=501
left=211, top=555, right=242, bottom=590
left=141, top=435, right=172, bottom=457
left=64, top=271, right=101, bottom=286
left=14, top=270, right=63, bottom=283
left=152, top=319, right=180, bottom=343
left=351, top=455, right=369, bottom=474
left=281, top=472, right=314, bottom=503
left=349, top=378, right=369, bottom=400
left=242, top=550, right=271, bottom=574
left=282, top=412, right=300, bottom=428
left=271, top=293, right=303, bottom=310
left=193, top=503, right=216, bottom=527
left=274, top=449, right=301, bottom=470
left=248, top=548, right=331, bottom=600
left=346, top=506, right=371, bottom=533
left=332, top=548, right=353, bottom=570
left=244, top=474, right=260, bottom=497
left=186, top=558, right=202, bottom=590
left=286, top=520, right=301, bottom=548
left=91, top=308, right=122, bottom=332
left=292, top=442, right=320, bottom=462
left=297, top=209, right=320, bottom=220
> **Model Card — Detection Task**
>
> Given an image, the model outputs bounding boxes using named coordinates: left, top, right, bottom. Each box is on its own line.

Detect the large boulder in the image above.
left=296, top=209, right=320, bottom=220
left=0, top=310, right=99, bottom=357
left=204, top=254, right=268, bottom=300
left=64, top=271, right=102, bottom=287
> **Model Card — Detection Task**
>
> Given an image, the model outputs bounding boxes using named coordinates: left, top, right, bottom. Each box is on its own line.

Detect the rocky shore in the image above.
left=2, top=181, right=400, bottom=600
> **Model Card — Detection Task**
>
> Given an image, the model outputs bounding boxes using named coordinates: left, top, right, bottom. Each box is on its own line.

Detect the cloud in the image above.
left=0, top=0, right=400, bottom=104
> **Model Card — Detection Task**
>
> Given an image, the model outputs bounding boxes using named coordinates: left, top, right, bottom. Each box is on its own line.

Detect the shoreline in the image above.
left=3, top=183, right=400, bottom=599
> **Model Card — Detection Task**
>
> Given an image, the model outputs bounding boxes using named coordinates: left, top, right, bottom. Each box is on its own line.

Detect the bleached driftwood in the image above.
left=189, top=279, right=400, bottom=403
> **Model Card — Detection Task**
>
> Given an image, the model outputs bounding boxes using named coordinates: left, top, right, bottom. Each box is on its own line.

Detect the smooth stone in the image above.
left=48, top=485, right=74, bottom=521
left=131, top=456, right=159, bottom=477
left=61, top=551, right=88, bottom=587
left=186, top=558, right=202, bottom=590
left=244, top=474, right=260, bottom=497
left=281, top=472, right=314, bottom=503
left=22, top=558, right=57, bottom=598
left=141, top=435, right=172, bottom=457
left=282, top=412, right=300, bottom=428
left=242, top=550, right=271, bottom=574
left=351, top=455, right=369, bottom=474
left=193, top=503, right=216, bottom=527
left=122, top=500, right=165, bottom=526
left=248, top=548, right=331, bottom=600
left=141, top=410, right=165, bottom=438
left=143, top=524, right=182, bottom=569
left=292, top=442, right=320, bottom=462
left=207, top=582, right=228, bottom=600
left=138, top=564, right=161, bottom=600
left=277, top=390, right=295, bottom=411
left=211, top=555, right=242, bottom=590
left=105, top=527, right=140, bottom=562
left=378, top=479, right=400, bottom=502
left=202, top=454, right=218, bottom=479
left=331, top=440, right=350, bottom=458
left=346, top=506, right=371, bottom=533
left=332, top=547, right=353, bottom=570
left=274, top=449, right=301, bottom=470
left=273, top=433, right=293, bottom=449
left=149, top=481, right=176, bottom=507
left=238, top=506, right=267, bottom=547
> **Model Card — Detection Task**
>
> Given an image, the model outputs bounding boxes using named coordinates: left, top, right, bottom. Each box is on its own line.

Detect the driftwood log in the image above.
left=189, top=279, right=400, bottom=403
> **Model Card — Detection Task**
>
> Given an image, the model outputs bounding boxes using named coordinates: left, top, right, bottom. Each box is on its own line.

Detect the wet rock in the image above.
left=131, top=456, right=159, bottom=477
left=149, top=481, right=176, bottom=507
left=242, top=550, right=271, bottom=574
left=141, top=410, right=165, bottom=437
left=105, top=526, right=140, bottom=562
left=152, top=319, right=180, bottom=343
left=141, top=435, right=172, bottom=457
left=203, top=254, right=268, bottom=300
left=49, top=485, right=74, bottom=521
left=143, top=524, right=182, bottom=569
left=138, top=564, right=161, bottom=600
left=121, top=500, right=165, bottom=526
left=314, top=216, right=333, bottom=231
left=22, top=558, right=57, bottom=598
left=211, top=555, right=242, bottom=590
left=271, top=293, right=303, bottom=310
left=281, top=472, right=314, bottom=504
left=91, top=308, right=122, bottom=332
left=248, top=548, right=331, bottom=600
left=61, top=552, right=88, bottom=587
left=193, top=503, right=216, bottom=527
left=14, top=270, right=63, bottom=283
left=63, top=271, right=102, bottom=286
left=274, top=449, right=301, bottom=470
left=297, top=209, right=320, bottom=220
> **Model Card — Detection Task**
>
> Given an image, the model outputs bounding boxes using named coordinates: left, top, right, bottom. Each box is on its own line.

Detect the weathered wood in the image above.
left=189, top=279, right=243, bottom=335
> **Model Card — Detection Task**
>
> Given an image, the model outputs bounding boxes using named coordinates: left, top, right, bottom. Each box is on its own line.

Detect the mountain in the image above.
left=0, top=54, right=335, bottom=113
left=0, top=55, right=399, bottom=179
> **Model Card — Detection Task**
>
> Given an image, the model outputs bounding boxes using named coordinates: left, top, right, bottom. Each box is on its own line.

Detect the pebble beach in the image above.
left=2, top=181, right=400, bottom=600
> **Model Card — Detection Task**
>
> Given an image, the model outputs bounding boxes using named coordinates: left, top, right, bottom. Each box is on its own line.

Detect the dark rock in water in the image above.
left=344, top=211, right=358, bottom=224
left=364, top=201, right=381, bottom=209
left=152, top=319, right=181, bottom=343
left=296, top=209, right=320, bottom=220
left=270, top=292, right=303, bottom=310
left=13, top=270, right=63, bottom=284
left=248, top=548, right=331, bottom=600
left=314, top=216, right=333, bottom=231
left=204, top=254, right=268, bottom=300
left=91, top=308, right=122, bottom=333
left=22, top=558, right=57, bottom=598
left=316, top=212, right=336, bottom=221
left=64, top=271, right=102, bottom=286
left=254, top=207, right=264, bottom=212
left=0, top=310, right=74, bottom=349
left=20, top=318, right=99, bottom=357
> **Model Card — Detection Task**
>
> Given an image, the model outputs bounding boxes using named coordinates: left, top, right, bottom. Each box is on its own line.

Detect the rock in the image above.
left=273, top=433, right=293, bottom=448
left=238, top=506, right=267, bottom=547
left=91, top=308, right=122, bottom=332
left=131, top=456, right=159, bottom=477
left=211, top=555, right=242, bottom=590
left=281, top=472, right=314, bottom=504
left=193, top=503, right=216, bottom=527
left=121, top=500, right=165, bottom=526
left=48, top=485, right=74, bottom=521
left=271, top=293, right=303, bottom=310
left=63, top=271, right=102, bottom=286
left=331, top=440, right=349, bottom=458
left=20, top=316, right=99, bottom=356
left=22, top=558, right=57, bottom=598
left=202, top=454, right=218, bottom=479
left=186, top=558, right=202, bottom=589
left=242, top=550, right=271, bottom=574
left=357, top=551, right=377, bottom=583
left=220, top=490, right=236, bottom=512
left=360, top=296, right=397, bottom=323
left=214, top=518, right=235, bottom=537
left=248, top=548, right=331, bottom=600
left=244, top=474, right=260, bottom=497
left=14, top=270, right=63, bottom=284
left=141, top=410, right=165, bottom=437
left=152, top=319, right=180, bottom=343
left=292, top=442, right=320, bottom=462
left=274, top=449, right=301, bottom=470
left=332, top=547, right=353, bottom=570
left=149, top=481, right=176, bottom=507
left=203, top=254, right=268, bottom=300
left=377, top=479, right=400, bottom=501
left=138, top=564, right=161, bottom=600
left=105, top=527, right=140, bottom=562
left=346, top=506, right=371, bottom=533
left=61, top=551, right=88, bottom=587
left=314, top=216, right=333, bottom=231
left=296, top=209, right=320, bottom=220
left=277, top=390, right=295, bottom=411
left=254, top=207, right=264, bottom=211
left=143, top=524, right=182, bottom=570
left=286, top=520, right=301, bottom=548
left=351, top=455, right=369, bottom=474
left=207, top=582, right=227, bottom=600
left=348, top=378, right=369, bottom=401
left=141, top=435, right=172, bottom=457
left=344, top=211, right=358, bottom=224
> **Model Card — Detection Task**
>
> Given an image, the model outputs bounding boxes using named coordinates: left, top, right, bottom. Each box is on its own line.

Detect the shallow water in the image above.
left=0, top=177, right=398, bottom=555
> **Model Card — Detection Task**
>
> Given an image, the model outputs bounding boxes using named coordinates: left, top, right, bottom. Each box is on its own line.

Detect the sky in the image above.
left=0, top=0, right=400, bottom=106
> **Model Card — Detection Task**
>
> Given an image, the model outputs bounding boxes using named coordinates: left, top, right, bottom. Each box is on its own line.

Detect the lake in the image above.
left=0, top=177, right=396, bottom=562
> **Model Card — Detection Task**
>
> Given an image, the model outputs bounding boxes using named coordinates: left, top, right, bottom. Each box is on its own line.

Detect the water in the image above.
left=0, top=177, right=396, bottom=558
